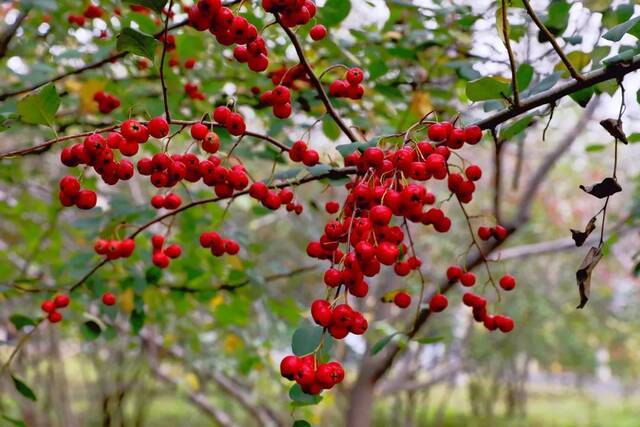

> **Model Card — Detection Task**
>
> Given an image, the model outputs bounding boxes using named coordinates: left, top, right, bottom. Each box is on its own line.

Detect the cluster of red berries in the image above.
left=189, top=0, right=269, bottom=72
left=185, top=82, right=206, bottom=100
left=94, top=238, right=136, bottom=260
left=477, top=224, right=508, bottom=241
left=40, top=294, right=70, bottom=323
left=288, top=140, right=319, bottom=166
left=463, top=292, right=514, bottom=332
left=248, top=183, right=303, bottom=214
left=199, top=231, right=240, bottom=256
left=262, top=0, right=317, bottom=28
left=329, top=68, right=365, bottom=100
left=58, top=176, right=98, bottom=210
left=93, top=91, right=121, bottom=114
left=260, top=85, right=293, bottom=119
left=311, top=301, right=367, bottom=338
left=280, top=355, right=344, bottom=395
left=269, top=65, right=309, bottom=90
left=67, top=4, right=105, bottom=26
left=151, top=192, right=182, bottom=210
left=213, top=106, right=247, bottom=136
left=151, top=234, right=182, bottom=268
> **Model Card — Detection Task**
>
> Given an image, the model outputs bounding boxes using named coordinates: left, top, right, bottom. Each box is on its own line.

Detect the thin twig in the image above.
left=500, top=0, right=519, bottom=106
left=159, top=0, right=174, bottom=122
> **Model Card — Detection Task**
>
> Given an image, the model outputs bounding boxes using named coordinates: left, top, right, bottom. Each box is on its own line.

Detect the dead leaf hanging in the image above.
left=579, top=177, right=622, bottom=199
left=599, top=118, right=628, bottom=144
left=576, top=246, right=603, bottom=309
left=570, top=216, right=597, bottom=247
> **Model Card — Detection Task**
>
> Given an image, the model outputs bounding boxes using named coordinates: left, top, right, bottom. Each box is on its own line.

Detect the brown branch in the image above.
left=500, top=0, right=519, bottom=106
left=490, top=128, right=503, bottom=223
left=159, top=0, right=174, bottom=122
left=0, top=7, right=30, bottom=59
left=274, top=14, right=358, bottom=143
left=474, top=57, right=640, bottom=130
left=69, top=167, right=356, bottom=293
left=521, top=0, right=583, bottom=81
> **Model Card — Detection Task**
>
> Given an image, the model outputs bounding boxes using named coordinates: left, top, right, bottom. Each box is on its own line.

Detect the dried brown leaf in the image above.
left=579, top=177, right=622, bottom=199
left=570, top=216, right=597, bottom=247
left=576, top=246, right=603, bottom=309
left=600, top=118, right=628, bottom=144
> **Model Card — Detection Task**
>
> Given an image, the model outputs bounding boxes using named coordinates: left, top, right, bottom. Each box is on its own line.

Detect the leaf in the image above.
left=525, top=72, right=562, bottom=96
left=17, top=83, right=60, bottom=126
left=579, top=177, right=622, bottom=199
left=600, top=118, right=628, bottom=144
left=116, top=28, right=159, bottom=61
left=414, top=336, right=444, bottom=345
left=554, top=51, right=590, bottom=77
left=570, top=87, right=594, bottom=108
left=80, top=320, right=102, bottom=341
left=305, top=164, right=332, bottom=177
left=11, top=376, right=37, bottom=401
left=570, top=216, right=597, bottom=247
left=293, top=421, right=312, bottom=427
left=318, top=0, right=351, bottom=26
left=603, top=15, right=640, bottom=42
left=291, top=325, right=323, bottom=356
left=9, top=314, right=36, bottom=330
left=465, top=76, right=511, bottom=101
left=130, top=308, right=145, bottom=334
left=602, top=48, right=639, bottom=66
left=370, top=332, right=400, bottom=355
left=288, top=384, right=323, bottom=406
left=583, top=0, right=612, bottom=12
left=1, top=415, right=26, bottom=427
left=516, top=64, right=534, bottom=91
left=322, top=119, right=341, bottom=141
left=576, top=246, right=603, bottom=309
left=499, top=115, right=533, bottom=140
left=123, top=0, right=168, bottom=14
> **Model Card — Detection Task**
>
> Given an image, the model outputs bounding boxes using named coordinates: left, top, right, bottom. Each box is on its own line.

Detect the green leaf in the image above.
left=585, top=144, right=606, bottom=152
left=499, top=115, right=533, bottom=140
left=603, top=15, right=640, bottom=42
left=322, top=119, right=341, bottom=140
left=627, top=132, right=640, bottom=143
left=583, top=0, right=612, bottom=12
left=11, top=376, right=37, bottom=401
left=370, top=332, right=400, bottom=355
left=516, top=63, right=534, bottom=91
left=305, top=164, right=332, bottom=177
left=1, top=415, right=26, bottom=427
left=293, top=421, right=312, bottom=427
left=17, top=83, right=59, bottom=126
left=603, top=48, right=639, bottom=65
left=289, top=384, right=323, bottom=406
left=570, top=87, right=595, bottom=107
left=9, top=314, right=36, bottom=330
left=123, top=0, right=167, bottom=14
left=116, top=28, right=159, bottom=61
left=318, top=0, right=351, bottom=26
left=291, top=325, right=323, bottom=356
left=130, top=308, right=145, bottom=334
left=414, top=336, right=444, bottom=345
left=80, top=320, right=102, bottom=341
left=525, top=72, right=562, bottom=96
left=465, top=76, right=511, bottom=101
left=554, top=51, right=590, bottom=77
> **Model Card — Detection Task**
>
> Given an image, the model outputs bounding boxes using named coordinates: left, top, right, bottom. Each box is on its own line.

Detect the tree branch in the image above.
left=159, top=1, right=174, bottom=122
left=0, top=7, right=30, bottom=59
left=500, top=0, right=519, bottom=106
left=521, top=0, right=583, bottom=81
left=275, top=15, right=358, bottom=143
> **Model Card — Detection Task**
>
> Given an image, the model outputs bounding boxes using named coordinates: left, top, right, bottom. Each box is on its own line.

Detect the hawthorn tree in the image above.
left=1, top=0, right=640, bottom=426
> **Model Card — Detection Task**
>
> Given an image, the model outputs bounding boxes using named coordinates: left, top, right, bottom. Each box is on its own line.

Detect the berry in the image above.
left=446, top=265, right=463, bottom=281
left=310, top=24, right=327, bottom=41
left=460, top=272, right=476, bottom=287
left=164, top=244, right=182, bottom=259
left=102, top=292, right=116, bottom=306
left=325, top=201, right=340, bottom=214
left=48, top=311, right=63, bottom=323
left=464, top=125, right=483, bottom=145
left=346, top=68, right=364, bottom=85
left=494, top=315, right=515, bottom=333
left=429, top=294, right=448, bottom=312
left=54, top=294, right=70, bottom=308
left=499, top=274, right=516, bottom=291
left=76, top=190, right=97, bottom=210
left=394, top=291, right=411, bottom=308
left=148, top=117, right=170, bottom=138
left=41, top=300, right=55, bottom=313
left=311, top=299, right=332, bottom=327
left=191, top=123, right=209, bottom=140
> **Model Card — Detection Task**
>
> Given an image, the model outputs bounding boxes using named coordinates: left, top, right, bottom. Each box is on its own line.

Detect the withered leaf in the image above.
left=579, top=177, right=622, bottom=199
left=599, top=118, right=628, bottom=144
left=570, top=216, right=597, bottom=247
left=576, top=246, right=603, bottom=309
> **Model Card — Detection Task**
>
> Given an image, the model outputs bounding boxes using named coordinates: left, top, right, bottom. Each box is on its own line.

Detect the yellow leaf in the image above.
left=226, top=255, right=243, bottom=270
left=209, top=294, right=224, bottom=309
left=66, top=79, right=106, bottom=113
left=184, top=372, right=200, bottom=391
left=554, top=51, right=591, bottom=77
left=223, top=334, right=244, bottom=354
left=409, top=91, right=433, bottom=118
left=120, top=288, right=134, bottom=313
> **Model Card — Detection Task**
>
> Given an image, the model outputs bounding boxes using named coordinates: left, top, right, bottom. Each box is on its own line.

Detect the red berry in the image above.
left=301, top=150, right=319, bottom=166
left=477, top=226, right=492, bottom=241
left=499, top=274, right=516, bottom=291
left=190, top=123, right=209, bottom=140
left=346, top=68, right=364, bottom=85
left=59, top=176, right=81, bottom=196
left=494, top=315, right=514, bottom=333
left=152, top=252, right=170, bottom=268
left=151, top=194, right=165, bottom=209
left=102, top=292, right=116, bottom=306
left=310, top=24, right=327, bottom=41
left=163, top=193, right=182, bottom=210
left=465, top=165, right=482, bottom=181
left=464, top=125, right=483, bottom=145
left=202, top=131, right=220, bottom=153
left=148, top=117, right=170, bottom=138
left=48, top=311, right=63, bottom=323
left=446, top=265, right=463, bottom=281
left=151, top=234, right=165, bottom=250
left=311, top=299, right=332, bottom=327
left=164, top=244, right=182, bottom=259
left=41, top=300, right=55, bottom=313
left=429, top=294, right=448, bottom=312
left=54, top=294, right=70, bottom=308
left=280, top=355, right=301, bottom=380
left=325, top=200, right=340, bottom=214
left=393, top=291, right=411, bottom=308
left=460, top=272, right=476, bottom=287
left=76, top=189, right=97, bottom=210
left=493, top=225, right=509, bottom=240
left=369, top=205, right=392, bottom=227
left=428, top=123, right=448, bottom=141
left=213, top=106, right=231, bottom=125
